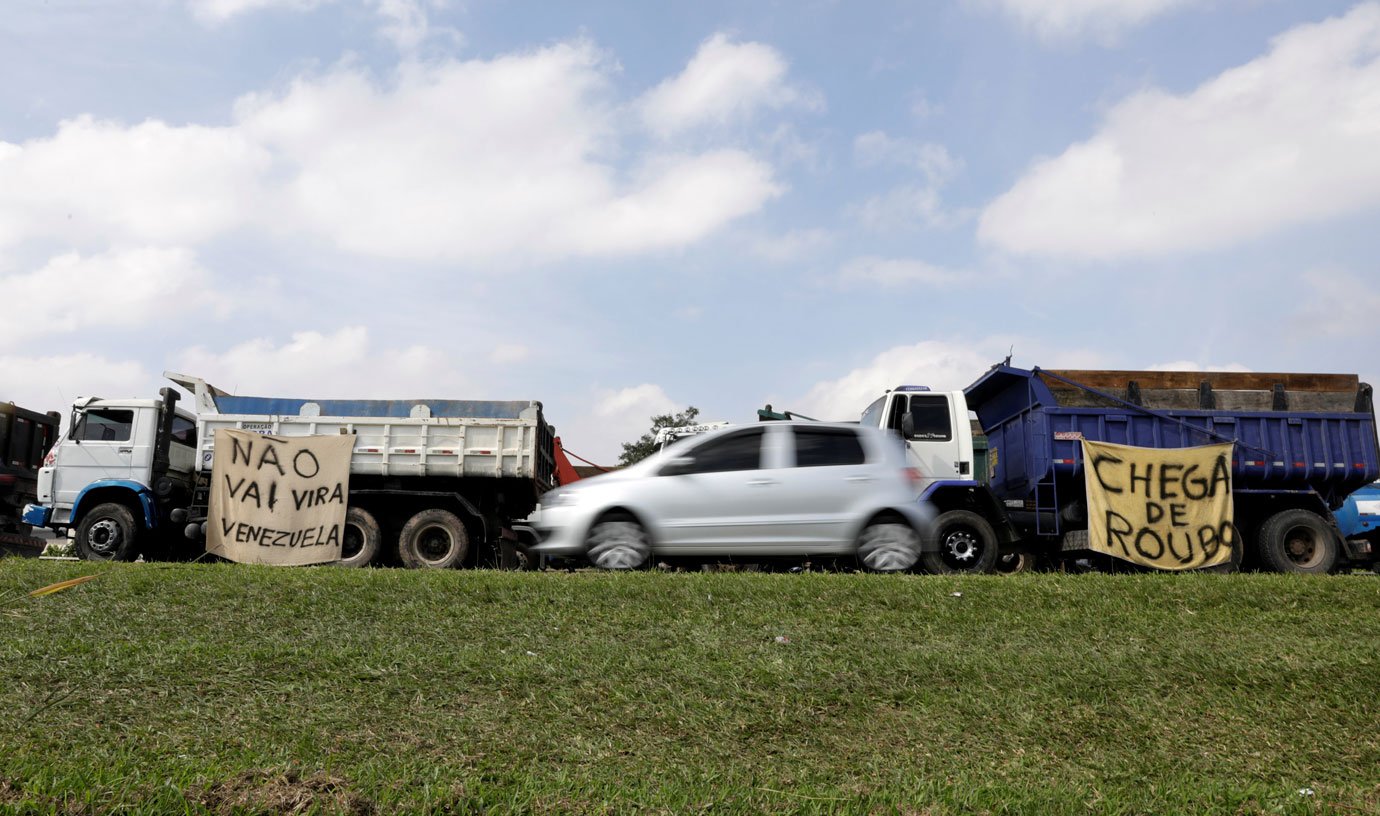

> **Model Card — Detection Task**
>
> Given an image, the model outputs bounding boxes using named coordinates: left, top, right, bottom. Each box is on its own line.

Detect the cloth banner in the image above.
left=1082, top=440, right=1234, bottom=570
left=207, top=429, right=352, bottom=565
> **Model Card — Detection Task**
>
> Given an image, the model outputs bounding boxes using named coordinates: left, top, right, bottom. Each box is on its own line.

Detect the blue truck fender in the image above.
left=71, top=480, right=159, bottom=530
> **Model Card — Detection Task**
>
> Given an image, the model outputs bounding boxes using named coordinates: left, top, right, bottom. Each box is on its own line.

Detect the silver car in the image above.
left=530, top=421, right=932, bottom=571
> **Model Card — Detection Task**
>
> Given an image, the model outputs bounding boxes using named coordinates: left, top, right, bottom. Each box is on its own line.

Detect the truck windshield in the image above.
left=74, top=409, right=133, bottom=442
left=861, top=397, right=885, bottom=429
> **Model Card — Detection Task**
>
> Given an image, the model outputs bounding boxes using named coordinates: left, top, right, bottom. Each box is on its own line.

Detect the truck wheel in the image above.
left=586, top=514, right=650, bottom=570
left=398, top=509, right=469, bottom=569
left=996, top=551, right=1033, bottom=574
left=337, top=507, right=381, bottom=567
left=1195, top=524, right=1243, bottom=574
left=1258, top=509, right=1337, bottom=574
left=75, top=503, right=140, bottom=562
left=856, top=521, right=922, bottom=572
left=923, top=510, right=999, bottom=574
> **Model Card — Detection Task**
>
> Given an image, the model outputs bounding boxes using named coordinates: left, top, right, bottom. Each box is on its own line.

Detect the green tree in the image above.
left=618, top=406, right=700, bottom=467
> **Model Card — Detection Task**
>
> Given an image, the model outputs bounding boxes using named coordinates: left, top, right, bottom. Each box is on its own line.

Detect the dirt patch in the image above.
left=191, top=769, right=375, bottom=816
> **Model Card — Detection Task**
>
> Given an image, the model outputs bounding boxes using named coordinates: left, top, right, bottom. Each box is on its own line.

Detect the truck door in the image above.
left=51, top=407, right=145, bottom=509
left=888, top=393, right=965, bottom=493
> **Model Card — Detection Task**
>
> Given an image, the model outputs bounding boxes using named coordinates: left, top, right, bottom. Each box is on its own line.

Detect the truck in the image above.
left=23, top=373, right=558, bottom=567
left=858, top=364, right=1380, bottom=574
left=1, top=400, right=62, bottom=556
left=1337, top=481, right=1380, bottom=570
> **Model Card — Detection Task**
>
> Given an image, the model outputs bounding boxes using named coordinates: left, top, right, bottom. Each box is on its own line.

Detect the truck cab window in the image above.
left=74, top=409, right=134, bottom=443
left=792, top=427, right=866, bottom=467
left=905, top=395, right=952, bottom=441
left=170, top=416, right=197, bottom=448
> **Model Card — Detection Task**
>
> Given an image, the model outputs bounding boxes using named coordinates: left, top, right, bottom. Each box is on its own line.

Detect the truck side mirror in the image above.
left=901, top=412, right=915, bottom=439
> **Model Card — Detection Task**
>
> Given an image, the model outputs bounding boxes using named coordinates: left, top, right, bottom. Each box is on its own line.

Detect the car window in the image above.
left=74, top=409, right=134, bottom=442
left=678, top=428, right=764, bottom=474
left=793, top=427, right=866, bottom=467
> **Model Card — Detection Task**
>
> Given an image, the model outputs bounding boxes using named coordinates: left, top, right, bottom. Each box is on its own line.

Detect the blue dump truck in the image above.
left=1337, top=482, right=1380, bottom=569
left=859, top=365, right=1379, bottom=573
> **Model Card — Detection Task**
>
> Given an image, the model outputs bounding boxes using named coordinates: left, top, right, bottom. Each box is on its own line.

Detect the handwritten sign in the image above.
left=1083, top=440, right=1234, bottom=570
left=207, top=429, right=353, bottom=566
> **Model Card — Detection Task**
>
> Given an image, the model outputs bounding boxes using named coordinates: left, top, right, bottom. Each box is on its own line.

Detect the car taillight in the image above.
left=904, top=467, right=923, bottom=486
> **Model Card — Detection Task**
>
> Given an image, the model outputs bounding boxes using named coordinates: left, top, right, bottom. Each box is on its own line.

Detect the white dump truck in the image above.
left=24, top=373, right=557, bottom=567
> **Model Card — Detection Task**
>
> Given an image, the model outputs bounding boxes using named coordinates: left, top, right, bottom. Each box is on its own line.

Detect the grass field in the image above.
left=1, top=560, right=1377, bottom=815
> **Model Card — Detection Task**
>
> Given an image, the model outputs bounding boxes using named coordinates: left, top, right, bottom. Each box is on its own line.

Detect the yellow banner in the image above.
left=1083, top=440, right=1234, bottom=570
left=207, top=429, right=353, bottom=566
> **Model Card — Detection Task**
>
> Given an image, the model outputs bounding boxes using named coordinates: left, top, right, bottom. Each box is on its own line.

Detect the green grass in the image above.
left=1, top=561, right=1377, bottom=815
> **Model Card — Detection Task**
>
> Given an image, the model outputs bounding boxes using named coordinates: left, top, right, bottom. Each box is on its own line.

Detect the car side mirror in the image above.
left=901, top=412, right=915, bottom=439
left=660, top=456, right=696, bottom=476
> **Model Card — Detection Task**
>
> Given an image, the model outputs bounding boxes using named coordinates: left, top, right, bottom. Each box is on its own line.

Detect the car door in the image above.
left=770, top=425, right=877, bottom=553
left=649, top=426, right=786, bottom=554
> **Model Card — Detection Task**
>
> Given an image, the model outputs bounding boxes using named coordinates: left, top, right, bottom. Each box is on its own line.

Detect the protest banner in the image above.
left=1083, top=440, right=1234, bottom=570
left=207, top=429, right=353, bottom=566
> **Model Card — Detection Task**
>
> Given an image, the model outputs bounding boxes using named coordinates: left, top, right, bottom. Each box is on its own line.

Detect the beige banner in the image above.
left=1083, top=440, right=1234, bottom=570
left=207, top=429, right=353, bottom=566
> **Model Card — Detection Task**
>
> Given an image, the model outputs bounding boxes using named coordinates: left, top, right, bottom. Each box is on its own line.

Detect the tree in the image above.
left=618, top=406, right=700, bottom=467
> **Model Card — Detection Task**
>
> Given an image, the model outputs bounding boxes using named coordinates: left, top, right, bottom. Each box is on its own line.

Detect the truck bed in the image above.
left=965, top=365, right=1380, bottom=509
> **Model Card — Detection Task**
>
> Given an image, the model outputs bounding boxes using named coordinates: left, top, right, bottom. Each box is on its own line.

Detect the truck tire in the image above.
left=1195, top=524, right=1243, bottom=574
left=398, top=509, right=469, bottom=569
left=996, top=551, right=1033, bottom=574
left=75, top=503, right=140, bottom=562
left=338, top=507, right=381, bottom=568
left=923, top=510, right=1000, bottom=574
left=1257, top=509, right=1337, bottom=574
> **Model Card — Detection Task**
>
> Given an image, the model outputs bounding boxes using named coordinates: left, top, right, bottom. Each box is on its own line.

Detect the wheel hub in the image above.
left=944, top=530, right=978, bottom=561
left=88, top=520, right=121, bottom=554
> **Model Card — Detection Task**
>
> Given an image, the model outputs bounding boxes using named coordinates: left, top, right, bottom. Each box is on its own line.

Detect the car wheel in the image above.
left=398, top=509, right=469, bottom=569
left=856, top=521, right=921, bottom=572
left=586, top=515, right=651, bottom=570
left=338, top=506, right=381, bottom=568
left=75, top=502, right=140, bottom=562
left=1257, top=509, right=1337, bottom=574
left=923, top=510, right=999, bottom=574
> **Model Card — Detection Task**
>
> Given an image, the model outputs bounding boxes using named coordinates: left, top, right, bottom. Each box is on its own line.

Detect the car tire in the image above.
left=398, top=509, right=469, bottom=569
left=1257, top=509, right=1337, bottom=574
left=338, top=506, right=381, bottom=568
left=856, top=521, right=922, bottom=572
left=923, top=509, right=1000, bottom=574
left=586, top=514, right=651, bottom=570
left=75, top=502, right=140, bottom=562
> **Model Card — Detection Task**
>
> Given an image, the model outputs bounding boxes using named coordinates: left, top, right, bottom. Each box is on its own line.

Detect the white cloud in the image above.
left=0, top=248, right=227, bottom=342
left=795, top=341, right=1000, bottom=421
left=0, top=116, right=269, bottom=250
left=554, top=384, right=682, bottom=465
left=639, top=33, right=818, bottom=137
left=2, top=41, right=782, bottom=267
left=854, top=132, right=959, bottom=183
left=189, top=0, right=327, bottom=23
left=837, top=256, right=960, bottom=287
left=792, top=340, right=1110, bottom=421
left=1144, top=361, right=1253, bottom=372
left=749, top=228, right=834, bottom=263
left=188, top=0, right=457, bottom=52
left=1290, top=269, right=1380, bottom=339
left=982, top=0, right=1193, bottom=43
left=173, top=327, right=467, bottom=397
left=979, top=4, right=1380, bottom=260
left=0, top=353, right=153, bottom=412
left=850, top=184, right=968, bottom=231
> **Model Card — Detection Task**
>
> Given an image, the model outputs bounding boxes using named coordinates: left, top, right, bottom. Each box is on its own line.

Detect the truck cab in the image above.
left=24, top=388, right=196, bottom=560
left=859, top=386, right=1016, bottom=574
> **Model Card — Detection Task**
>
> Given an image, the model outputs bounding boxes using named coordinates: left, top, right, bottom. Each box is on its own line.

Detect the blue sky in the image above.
left=2, top=0, right=1377, bottom=463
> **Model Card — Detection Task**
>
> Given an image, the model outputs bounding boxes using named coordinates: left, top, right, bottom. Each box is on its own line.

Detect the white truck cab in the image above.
left=860, top=386, right=976, bottom=494
left=25, top=388, right=196, bottom=560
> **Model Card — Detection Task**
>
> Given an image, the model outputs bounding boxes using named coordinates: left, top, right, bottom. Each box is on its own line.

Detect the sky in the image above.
left=2, top=0, right=1378, bottom=464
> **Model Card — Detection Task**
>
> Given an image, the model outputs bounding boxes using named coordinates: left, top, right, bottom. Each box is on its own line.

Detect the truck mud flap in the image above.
left=0, top=531, right=47, bottom=558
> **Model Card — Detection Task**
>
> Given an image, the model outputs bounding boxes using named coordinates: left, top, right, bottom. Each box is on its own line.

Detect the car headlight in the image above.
left=541, top=489, right=581, bottom=508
